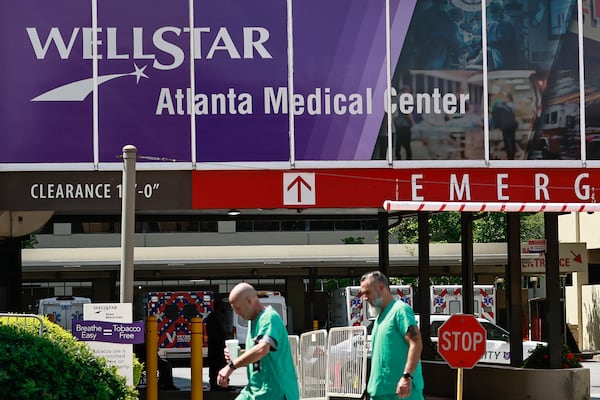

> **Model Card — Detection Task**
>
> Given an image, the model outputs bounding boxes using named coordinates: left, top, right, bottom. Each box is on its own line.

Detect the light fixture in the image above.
left=227, top=209, right=241, bottom=216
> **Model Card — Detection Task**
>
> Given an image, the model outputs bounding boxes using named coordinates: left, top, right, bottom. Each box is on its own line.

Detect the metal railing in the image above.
left=289, top=334, right=301, bottom=391
left=289, top=334, right=300, bottom=375
left=0, top=313, right=45, bottom=336
left=325, top=326, right=368, bottom=399
left=299, top=329, right=328, bottom=400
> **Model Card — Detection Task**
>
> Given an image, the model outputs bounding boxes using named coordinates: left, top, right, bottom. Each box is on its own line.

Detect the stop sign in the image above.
left=437, top=314, right=487, bottom=369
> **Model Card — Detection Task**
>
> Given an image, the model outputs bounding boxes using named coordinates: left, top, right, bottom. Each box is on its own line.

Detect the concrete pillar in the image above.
left=287, top=277, right=305, bottom=333
left=92, top=271, right=118, bottom=302
left=0, top=238, right=23, bottom=311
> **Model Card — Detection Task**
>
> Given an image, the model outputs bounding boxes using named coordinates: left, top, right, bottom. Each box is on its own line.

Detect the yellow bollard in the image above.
left=191, top=317, right=204, bottom=400
left=146, top=316, right=158, bottom=400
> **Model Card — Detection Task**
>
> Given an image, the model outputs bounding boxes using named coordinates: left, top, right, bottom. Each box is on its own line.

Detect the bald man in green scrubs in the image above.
left=218, top=283, right=299, bottom=400
left=360, top=271, right=424, bottom=400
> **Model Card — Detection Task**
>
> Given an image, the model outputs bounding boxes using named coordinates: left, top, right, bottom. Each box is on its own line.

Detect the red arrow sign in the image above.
left=287, top=176, right=312, bottom=203
left=571, top=251, right=582, bottom=263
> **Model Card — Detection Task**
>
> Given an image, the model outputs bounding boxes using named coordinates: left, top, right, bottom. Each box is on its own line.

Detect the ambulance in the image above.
left=430, top=284, right=496, bottom=322
left=231, top=290, right=288, bottom=345
left=146, top=291, right=214, bottom=360
left=327, top=285, right=414, bottom=327
left=37, top=295, right=91, bottom=332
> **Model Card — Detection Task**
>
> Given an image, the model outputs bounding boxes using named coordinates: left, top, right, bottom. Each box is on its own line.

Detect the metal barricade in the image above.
left=299, top=329, right=328, bottom=400
left=0, top=313, right=45, bottom=336
left=325, top=326, right=367, bottom=399
left=288, top=334, right=300, bottom=380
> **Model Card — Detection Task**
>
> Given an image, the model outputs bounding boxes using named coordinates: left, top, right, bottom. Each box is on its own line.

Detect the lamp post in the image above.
left=120, top=145, right=136, bottom=303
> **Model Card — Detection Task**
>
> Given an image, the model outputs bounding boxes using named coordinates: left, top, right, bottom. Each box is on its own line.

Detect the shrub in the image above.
left=133, top=357, right=144, bottom=387
left=522, top=343, right=583, bottom=369
left=0, top=316, right=138, bottom=400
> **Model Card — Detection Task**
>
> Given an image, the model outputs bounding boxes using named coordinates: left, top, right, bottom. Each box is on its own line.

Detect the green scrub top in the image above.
left=367, top=299, right=424, bottom=400
left=237, top=306, right=299, bottom=400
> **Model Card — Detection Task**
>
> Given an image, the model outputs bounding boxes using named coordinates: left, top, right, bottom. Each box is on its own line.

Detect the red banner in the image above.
left=192, top=168, right=600, bottom=209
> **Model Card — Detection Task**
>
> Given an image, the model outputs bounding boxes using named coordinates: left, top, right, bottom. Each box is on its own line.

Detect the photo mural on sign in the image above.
left=373, top=0, right=593, bottom=161
left=0, top=0, right=597, bottom=166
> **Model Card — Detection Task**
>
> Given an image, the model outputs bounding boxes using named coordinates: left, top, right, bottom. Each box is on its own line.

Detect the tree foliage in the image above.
left=391, top=212, right=545, bottom=243
left=21, top=234, right=38, bottom=249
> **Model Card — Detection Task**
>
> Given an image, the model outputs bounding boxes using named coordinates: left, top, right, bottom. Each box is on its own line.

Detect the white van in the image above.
left=232, top=291, right=288, bottom=346
left=146, top=290, right=214, bottom=360
left=430, top=285, right=497, bottom=323
left=38, top=296, right=91, bottom=333
left=328, top=285, right=413, bottom=327
left=416, top=314, right=546, bottom=365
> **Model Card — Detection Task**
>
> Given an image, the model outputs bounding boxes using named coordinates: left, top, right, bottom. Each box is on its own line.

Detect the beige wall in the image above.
left=581, top=284, right=600, bottom=351
left=559, top=212, right=600, bottom=249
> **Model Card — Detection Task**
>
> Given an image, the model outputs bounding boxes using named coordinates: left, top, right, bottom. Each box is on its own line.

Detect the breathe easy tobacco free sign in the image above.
left=73, top=320, right=144, bottom=344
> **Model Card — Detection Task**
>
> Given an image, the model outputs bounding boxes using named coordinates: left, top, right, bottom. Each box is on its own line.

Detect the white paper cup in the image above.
left=225, top=339, right=239, bottom=359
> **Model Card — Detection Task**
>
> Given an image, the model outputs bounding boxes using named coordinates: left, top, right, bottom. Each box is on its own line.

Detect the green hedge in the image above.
left=0, top=316, right=138, bottom=400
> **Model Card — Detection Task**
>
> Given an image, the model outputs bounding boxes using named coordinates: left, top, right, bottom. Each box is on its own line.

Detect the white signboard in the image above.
left=522, top=239, right=547, bottom=253
left=83, top=303, right=134, bottom=385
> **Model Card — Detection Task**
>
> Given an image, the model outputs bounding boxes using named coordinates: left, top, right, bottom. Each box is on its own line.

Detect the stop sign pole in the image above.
left=437, top=314, right=487, bottom=400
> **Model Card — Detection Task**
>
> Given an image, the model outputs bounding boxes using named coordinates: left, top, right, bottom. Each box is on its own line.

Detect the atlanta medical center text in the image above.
left=27, top=25, right=469, bottom=117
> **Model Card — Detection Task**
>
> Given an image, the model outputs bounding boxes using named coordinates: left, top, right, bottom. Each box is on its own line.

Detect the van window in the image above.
left=448, top=300, right=461, bottom=314
left=235, top=314, right=249, bottom=329
left=473, top=301, right=481, bottom=315
left=183, top=304, right=197, bottom=320
left=365, top=303, right=378, bottom=320
left=269, top=304, right=284, bottom=319
left=431, top=321, right=444, bottom=337
left=481, top=321, right=509, bottom=341
left=233, top=304, right=285, bottom=330
left=165, top=304, right=179, bottom=320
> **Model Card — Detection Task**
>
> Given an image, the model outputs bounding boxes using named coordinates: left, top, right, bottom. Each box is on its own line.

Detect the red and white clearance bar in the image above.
left=383, top=201, right=600, bottom=213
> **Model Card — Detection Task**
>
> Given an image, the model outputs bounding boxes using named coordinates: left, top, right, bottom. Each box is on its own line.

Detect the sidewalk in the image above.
left=138, top=387, right=240, bottom=400
left=138, top=367, right=452, bottom=400
left=137, top=389, right=452, bottom=400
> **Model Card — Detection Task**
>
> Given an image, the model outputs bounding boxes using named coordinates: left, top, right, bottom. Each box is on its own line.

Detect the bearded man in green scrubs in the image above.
left=360, top=271, right=424, bottom=400
left=217, top=282, right=299, bottom=400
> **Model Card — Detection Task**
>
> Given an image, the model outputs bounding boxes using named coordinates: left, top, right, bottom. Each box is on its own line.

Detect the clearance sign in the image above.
left=2, top=167, right=599, bottom=211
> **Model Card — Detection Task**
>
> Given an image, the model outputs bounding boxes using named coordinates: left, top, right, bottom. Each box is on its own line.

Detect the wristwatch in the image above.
left=402, top=372, right=413, bottom=380
left=228, top=360, right=236, bottom=370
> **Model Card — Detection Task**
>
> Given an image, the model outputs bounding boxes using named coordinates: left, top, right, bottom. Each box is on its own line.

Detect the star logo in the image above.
left=31, top=63, right=149, bottom=102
